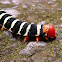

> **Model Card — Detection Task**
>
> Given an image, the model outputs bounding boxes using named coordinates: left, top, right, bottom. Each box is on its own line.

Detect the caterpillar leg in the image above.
left=36, top=36, right=40, bottom=42
left=1, top=26, right=6, bottom=31
left=24, top=36, right=29, bottom=42
left=44, top=34, right=48, bottom=40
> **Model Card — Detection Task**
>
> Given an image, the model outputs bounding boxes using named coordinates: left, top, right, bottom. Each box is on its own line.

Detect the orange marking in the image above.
left=36, top=36, right=40, bottom=42
left=1, top=26, right=6, bottom=31
left=43, top=25, right=49, bottom=40
left=24, top=36, right=29, bottom=42
left=43, top=25, right=49, bottom=34
left=45, top=36, right=48, bottom=40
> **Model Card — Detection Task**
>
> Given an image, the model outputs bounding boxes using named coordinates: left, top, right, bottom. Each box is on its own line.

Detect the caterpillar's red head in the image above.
left=43, top=25, right=56, bottom=40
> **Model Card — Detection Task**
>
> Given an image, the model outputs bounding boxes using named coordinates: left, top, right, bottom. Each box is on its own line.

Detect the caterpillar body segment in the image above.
left=0, top=9, right=56, bottom=42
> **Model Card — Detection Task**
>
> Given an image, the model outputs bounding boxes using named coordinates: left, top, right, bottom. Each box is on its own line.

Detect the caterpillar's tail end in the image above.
left=1, top=26, right=6, bottom=31
left=36, top=36, right=40, bottom=42
left=24, top=36, right=29, bottom=42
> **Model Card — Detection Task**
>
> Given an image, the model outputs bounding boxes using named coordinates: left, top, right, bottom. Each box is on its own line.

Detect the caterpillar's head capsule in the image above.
left=43, top=25, right=56, bottom=40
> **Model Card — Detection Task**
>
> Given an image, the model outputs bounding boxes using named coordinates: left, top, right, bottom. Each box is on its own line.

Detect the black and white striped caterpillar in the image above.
left=0, top=9, right=56, bottom=42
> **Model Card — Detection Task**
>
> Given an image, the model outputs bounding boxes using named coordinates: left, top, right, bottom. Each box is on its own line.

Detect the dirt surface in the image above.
left=0, top=0, right=62, bottom=62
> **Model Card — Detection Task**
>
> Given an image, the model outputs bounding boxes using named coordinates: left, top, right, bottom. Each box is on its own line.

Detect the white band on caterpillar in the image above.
left=23, top=24, right=32, bottom=36
left=35, top=24, right=41, bottom=36
left=0, top=9, right=4, bottom=11
left=0, top=13, right=7, bottom=19
left=3, top=16, right=13, bottom=27
left=9, top=19, right=20, bottom=31
left=17, top=22, right=27, bottom=35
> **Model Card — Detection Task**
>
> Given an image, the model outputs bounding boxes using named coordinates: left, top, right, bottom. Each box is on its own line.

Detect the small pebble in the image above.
left=12, top=0, right=20, bottom=5
left=53, top=0, right=56, bottom=2
left=38, top=21, right=46, bottom=25
left=57, top=8, right=62, bottom=11
left=60, top=25, right=62, bottom=28
left=48, top=1, right=53, bottom=4
left=0, top=0, right=11, bottom=4
left=60, top=18, right=62, bottom=21
left=10, top=61, right=13, bottom=62
left=23, top=4, right=28, bottom=9
left=56, top=60, right=62, bottom=62
left=32, top=4, right=35, bottom=7
left=21, top=58, right=27, bottom=62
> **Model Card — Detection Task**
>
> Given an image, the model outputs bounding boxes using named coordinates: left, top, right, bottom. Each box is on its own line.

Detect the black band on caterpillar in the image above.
left=0, top=9, right=43, bottom=37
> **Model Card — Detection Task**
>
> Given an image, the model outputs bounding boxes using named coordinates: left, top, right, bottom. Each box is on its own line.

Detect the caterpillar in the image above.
left=0, top=9, right=56, bottom=42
